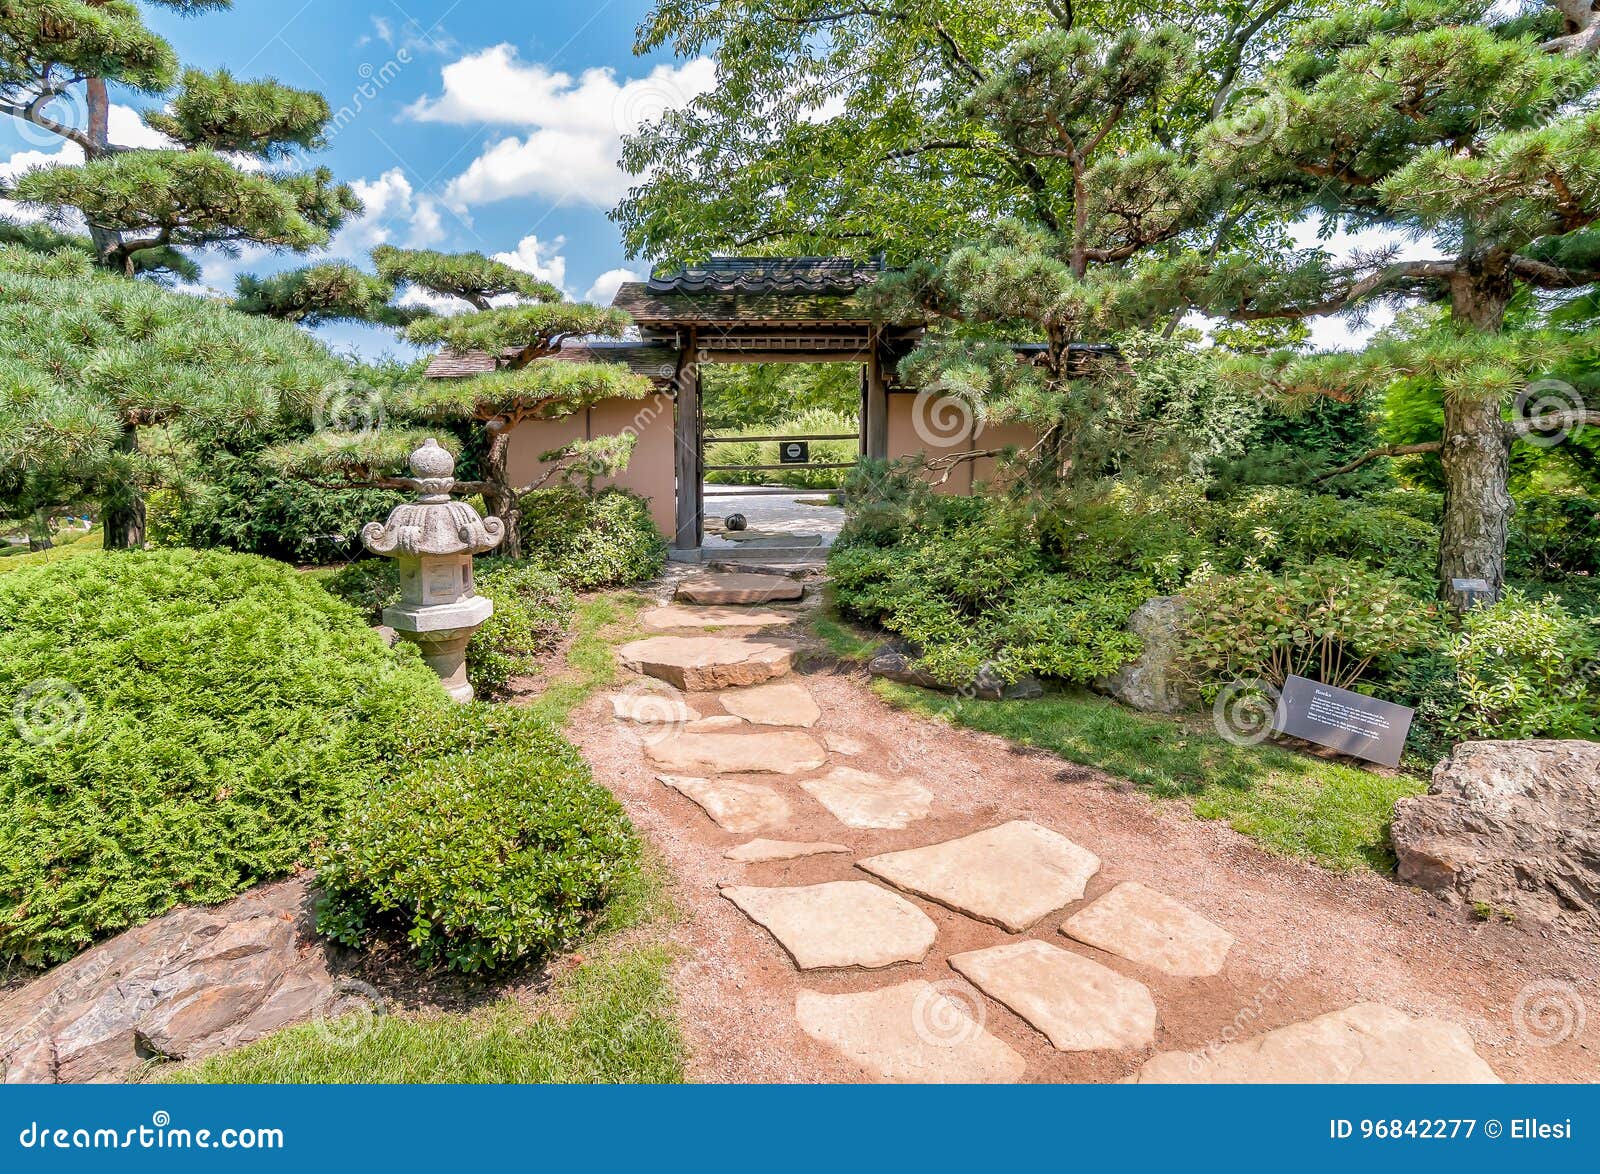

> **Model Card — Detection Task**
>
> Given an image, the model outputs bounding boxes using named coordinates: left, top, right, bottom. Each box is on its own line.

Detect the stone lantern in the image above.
left=360, top=438, right=504, bottom=702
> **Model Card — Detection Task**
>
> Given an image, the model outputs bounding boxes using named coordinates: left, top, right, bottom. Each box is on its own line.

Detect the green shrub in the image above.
left=467, top=562, right=575, bottom=699
left=1443, top=590, right=1599, bottom=740
left=0, top=549, right=449, bottom=964
left=519, top=487, right=666, bottom=589
left=321, top=557, right=400, bottom=621
left=1508, top=492, right=1600, bottom=582
left=1178, top=561, right=1441, bottom=698
left=316, top=707, right=638, bottom=972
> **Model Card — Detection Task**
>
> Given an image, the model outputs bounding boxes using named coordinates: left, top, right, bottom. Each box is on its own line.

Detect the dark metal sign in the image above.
left=1273, top=675, right=1414, bottom=768
left=779, top=441, right=810, bottom=464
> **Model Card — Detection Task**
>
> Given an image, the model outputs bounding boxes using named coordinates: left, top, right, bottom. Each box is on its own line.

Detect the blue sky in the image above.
left=0, top=1, right=708, bottom=359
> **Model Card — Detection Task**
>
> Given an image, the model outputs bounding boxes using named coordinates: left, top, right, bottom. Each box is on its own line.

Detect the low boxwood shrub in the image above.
left=316, top=707, right=638, bottom=972
left=467, top=562, right=575, bottom=698
left=519, top=487, right=667, bottom=589
left=0, top=548, right=449, bottom=965
left=1443, top=589, right=1599, bottom=740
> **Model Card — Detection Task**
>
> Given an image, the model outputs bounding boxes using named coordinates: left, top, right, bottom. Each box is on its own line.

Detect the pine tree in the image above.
left=0, top=5, right=358, bottom=276
left=1190, top=0, right=1600, bottom=603
left=262, top=248, right=650, bottom=559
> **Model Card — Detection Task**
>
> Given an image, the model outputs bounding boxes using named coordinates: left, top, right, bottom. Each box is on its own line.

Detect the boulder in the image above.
left=1391, top=739, right=1600, bottom=926
left=1092, top=595, right=1199, bottom=714
left=0, top=877, right=338, bottom=1083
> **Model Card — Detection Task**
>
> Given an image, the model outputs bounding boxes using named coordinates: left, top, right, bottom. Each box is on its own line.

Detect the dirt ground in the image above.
left=568, top=644, right=1600, bottom=1085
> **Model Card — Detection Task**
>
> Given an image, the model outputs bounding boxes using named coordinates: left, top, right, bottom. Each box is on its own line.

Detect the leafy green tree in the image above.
left=265, top=248, right=650, bottom=558
left=0, top=244, right=347, bottom=549
left=0, top=5, right=358, bottom=274
left=1188, top=0, right=1600, bottom=603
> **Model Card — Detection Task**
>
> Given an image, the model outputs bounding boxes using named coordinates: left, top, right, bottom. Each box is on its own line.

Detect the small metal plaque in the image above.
left=1272, top=675, right=1414, bottom=768
left=1451, top=577, right=1490, bottom=593
left=779, top=441, right=809, bottom=464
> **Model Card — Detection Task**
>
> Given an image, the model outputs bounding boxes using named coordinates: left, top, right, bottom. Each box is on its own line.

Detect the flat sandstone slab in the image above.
left=640, top=604, right=793, bottom=630
left=795, top=982, right=1026, bottom=1083
left=1062, top=881, right=1234, bottom=977
left=718, top=680, right=822, bottom=728
left=800, top=767, right=933, bottom=830
left=648, top=729, right=828, bottom=775
left=949, top=939, right=1157, bottom=1052
left=724, top=838, right=852, bottom=863
left=659, top=775, right=791, bottom=833
left=676, top=573, right=804, bottom=605
left=1131, top=1003, right=1501, bottom=1083
left=610, top=690, right=695, bottom=724
left=618, top=636, right=794, bottom=691
left=859, top=820, right=1101, bottom=931
left=721, top=881, right=936, bottom=969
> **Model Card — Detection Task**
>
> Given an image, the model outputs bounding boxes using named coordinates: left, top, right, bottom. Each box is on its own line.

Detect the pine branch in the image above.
left=1312, top=441, right=1443, bottom=482
left=1229, top=259, right=1457, bottom=320
left=1504, top=409, right=1600, bottom=440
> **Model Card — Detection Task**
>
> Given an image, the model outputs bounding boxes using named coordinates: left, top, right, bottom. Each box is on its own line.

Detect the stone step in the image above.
left=640, top=605, right=795, bottom=631
left=617, top=635, right=794, bottom=691
left=646, top=728, right=828, bottom=775
left=722, top=881, right=936, bottom=970
left=795, top=983, right=1026, bottom=1084
left=675, top=573, right=805, bottom=605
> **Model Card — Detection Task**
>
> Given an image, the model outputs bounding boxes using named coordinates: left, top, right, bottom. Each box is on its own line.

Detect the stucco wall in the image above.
left=504, top=391, right=677, bottom=536
left=886, top=391, right=1038, bottom=494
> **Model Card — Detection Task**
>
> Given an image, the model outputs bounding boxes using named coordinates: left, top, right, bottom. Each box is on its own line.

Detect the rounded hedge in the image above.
left=519, top=487, right=667, bottom=589
left=0, top=548, right=450, bottom=965
left=316, top=707, right=638, bottom=973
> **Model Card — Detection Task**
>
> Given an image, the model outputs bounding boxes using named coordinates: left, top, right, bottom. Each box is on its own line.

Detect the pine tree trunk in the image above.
left=101, top=424, right=146, bottom=550
left=1437, top=395, right=1512, bottom=607
left=486, top=430, right=522, bottom=559
left=83, top=78, right=126, bottom=273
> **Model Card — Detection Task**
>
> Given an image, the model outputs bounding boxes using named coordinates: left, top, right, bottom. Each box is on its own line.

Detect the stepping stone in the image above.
left=610, top=689, right=695, bottom=724
left=640, top=605, right=793, bottom=630
left=724, top=838, right=852, bottom=863
left=721, top=881, right=936, bottom=969
left=647, top=729, right=828, bottom=775
left=795, top=982, right=1026, bottom=1084
left=823, top=731, right=865, bottom=755
left=1062, top=881, right=1234, bottom=977
left=718, top=680, right=822, bottom=727
left=858, top=820, right=1100, bottom=932
left=1131, top=1003, right=1501, bottom=1083
left=676, top=573, right=804, bottom=605
left=684, top=714, right=746, bottom=732
left=799, top=767, right=933, bottom=830
left=948, top=939, right=1157, bottom=1052
left=658, top=775, right=791, bottom=833
left=618, top=636, right=793, bottom=691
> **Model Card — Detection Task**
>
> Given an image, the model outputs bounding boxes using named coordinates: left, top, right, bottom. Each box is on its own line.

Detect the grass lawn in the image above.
left=520, top=591, right=647, bottom=724
left=877, top=681, right=1424, bottom=872
left=0, top=527, right=102, bottom=574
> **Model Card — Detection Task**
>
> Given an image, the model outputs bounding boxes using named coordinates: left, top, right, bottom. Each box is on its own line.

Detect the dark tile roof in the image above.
left=645, top=256, right=883, bottom=295
left=423, top=348, right=508, bottom=378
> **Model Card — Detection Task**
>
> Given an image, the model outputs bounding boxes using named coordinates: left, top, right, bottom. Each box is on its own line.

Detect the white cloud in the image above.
left=583, top=267, right=639, bottom=305
left=327, top=168, right=448, bottom=257
left=493, top=233, right=566, bottom=291
left=406, top=48, right=716, bottom=207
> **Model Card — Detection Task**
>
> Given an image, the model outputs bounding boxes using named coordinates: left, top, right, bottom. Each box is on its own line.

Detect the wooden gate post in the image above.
left=673, top=332, right=701, bottom=551
left=864, top=327, right=889, bottom=461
